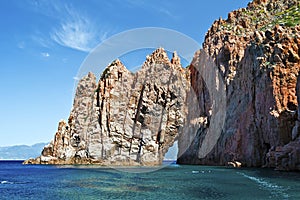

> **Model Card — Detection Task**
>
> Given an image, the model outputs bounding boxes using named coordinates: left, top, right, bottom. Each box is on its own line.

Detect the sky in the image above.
left=0, top=0, right=251, bottom=147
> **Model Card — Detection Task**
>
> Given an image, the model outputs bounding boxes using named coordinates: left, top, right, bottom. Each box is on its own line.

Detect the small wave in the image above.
left=1, top=180, right=13, bottom=184
left=237, top=172, right=290, bottom=199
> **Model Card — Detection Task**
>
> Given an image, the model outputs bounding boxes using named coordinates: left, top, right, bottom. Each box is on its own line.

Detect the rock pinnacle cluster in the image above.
left=25, top=0, right=300, bottom=171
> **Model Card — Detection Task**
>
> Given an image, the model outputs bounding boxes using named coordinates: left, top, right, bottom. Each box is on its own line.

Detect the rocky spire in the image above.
left=24, top=0, right=300, bottom=171
left=171, top=51, right=181, bottom=65
left=145, top=47, right=171, bottom=65
left=24, top=48, right=188, bottom=166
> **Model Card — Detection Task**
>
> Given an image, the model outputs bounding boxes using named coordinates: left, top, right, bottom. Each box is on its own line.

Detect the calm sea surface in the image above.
left=0, top=161, right=300, bottom=200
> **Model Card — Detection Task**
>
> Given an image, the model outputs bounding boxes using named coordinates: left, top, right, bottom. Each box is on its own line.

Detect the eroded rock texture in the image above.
left=178, top=0, right=300, bottom=171
left=25, top=48, right=189, bottom=165
left=25, top=0, right=300, bottom=171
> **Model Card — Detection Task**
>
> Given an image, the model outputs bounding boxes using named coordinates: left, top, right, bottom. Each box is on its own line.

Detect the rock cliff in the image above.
left=25, top=0, right=300, bottom=171
left=25, top=48, right=189, bottom=165
left=178, top=0, right=300, bottom=171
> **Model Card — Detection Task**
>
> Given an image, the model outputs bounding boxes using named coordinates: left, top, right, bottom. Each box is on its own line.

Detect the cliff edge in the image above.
left=178, top=0, right=300, bottom=171
left=25, top=0, right=300, bottom=171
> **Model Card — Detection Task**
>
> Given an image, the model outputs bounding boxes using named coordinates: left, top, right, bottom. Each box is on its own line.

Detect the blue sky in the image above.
left=0, top=0, right=250, bottom=146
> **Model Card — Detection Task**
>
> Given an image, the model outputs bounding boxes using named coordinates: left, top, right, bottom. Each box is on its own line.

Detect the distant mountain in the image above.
left=0, top=143, right=47, bottom=160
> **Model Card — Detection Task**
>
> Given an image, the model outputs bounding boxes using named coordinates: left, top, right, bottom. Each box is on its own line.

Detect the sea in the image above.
left=0, top=161, right=300, bottom=200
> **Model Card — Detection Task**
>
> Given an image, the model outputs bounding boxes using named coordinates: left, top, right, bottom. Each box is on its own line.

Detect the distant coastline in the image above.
left=0, top=143, right=47, bottom=160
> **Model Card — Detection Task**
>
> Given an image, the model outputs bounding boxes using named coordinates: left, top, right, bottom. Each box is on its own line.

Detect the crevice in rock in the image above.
left=106, top=102, right=111, bottom=137
left=129, top=84, right=145, bottom=156
left=98, top=84, right=105, bottom=159
left=96, top=85, right=100, bottom=107
left=136, top=130, right=145, bottom=163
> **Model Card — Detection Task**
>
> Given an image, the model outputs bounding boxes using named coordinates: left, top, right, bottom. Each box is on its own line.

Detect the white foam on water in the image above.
left=1, top=180, right=13, bottom=184
left=237, top=172, right=290, bottom=199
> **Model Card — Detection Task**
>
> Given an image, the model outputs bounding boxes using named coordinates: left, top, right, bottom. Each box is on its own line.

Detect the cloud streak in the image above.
left=30, top=1, right=108, bottom=52
left=124, top=0, right=178, bottom=19
left=41, top=52, right=50, bottom=57
left=17, top=41, right=25, bottom=49
left=50, top=5, right=103, bottom=52
left=51, top=17, right=94, bottom=52
left=158, top=8, right=178, bottom=19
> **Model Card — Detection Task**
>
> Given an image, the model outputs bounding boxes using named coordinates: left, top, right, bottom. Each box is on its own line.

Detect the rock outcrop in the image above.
left=25, top=48, right=189, bottom=165
left=178, top=0, right=300, bottom=171
left=25, top=0, right=300, bottom=171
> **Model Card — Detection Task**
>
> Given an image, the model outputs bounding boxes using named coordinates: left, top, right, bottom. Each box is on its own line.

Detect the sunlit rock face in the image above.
left=178, top=0, right=300, bottom=171
left=25, top=0, right=300, bottom=171
left=25, top=48, right=190, bottom=166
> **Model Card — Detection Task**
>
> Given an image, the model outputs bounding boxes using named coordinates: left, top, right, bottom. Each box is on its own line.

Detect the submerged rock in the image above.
left=227, top=161, right=242, bottom=168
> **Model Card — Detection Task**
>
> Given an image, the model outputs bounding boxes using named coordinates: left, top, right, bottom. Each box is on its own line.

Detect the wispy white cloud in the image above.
left=17, top=41, right=25, bottom=49
left=51, top=6, right=98, bottom=52
left=30, top=1, right=108, bottom=52
left=41, top=52, right=50, bottom=57
left=62, top=58, right=68, bottom=63
left=124, top=0, right=178, bottom=19
left=158, top=8, right=178, bottom=19
left=31, top=33, right=53, bottom=48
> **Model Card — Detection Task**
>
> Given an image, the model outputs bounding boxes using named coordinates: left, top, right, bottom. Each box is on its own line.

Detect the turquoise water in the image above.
left=0, top=161, right=300, bottom=199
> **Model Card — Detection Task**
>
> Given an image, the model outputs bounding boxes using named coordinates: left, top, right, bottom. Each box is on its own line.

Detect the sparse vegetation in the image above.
left=218, top=2, right=300, bottom=35
left=273, top=4, right=300, bottom=27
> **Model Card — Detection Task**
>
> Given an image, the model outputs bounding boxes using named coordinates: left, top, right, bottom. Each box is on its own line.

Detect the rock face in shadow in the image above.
left=178, top=0, right=300, bottom=171
left=24, top=48, right=189, bottom=165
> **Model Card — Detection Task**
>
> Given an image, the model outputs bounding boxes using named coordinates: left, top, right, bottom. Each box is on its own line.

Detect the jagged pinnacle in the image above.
left=145, top=47, right=170, bottom=64
left=171, top=51, right=181, bottom=65
left=144, top=48, right=182, bottom=68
